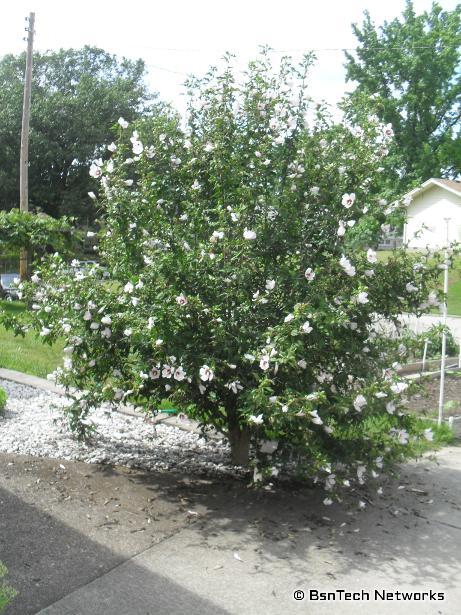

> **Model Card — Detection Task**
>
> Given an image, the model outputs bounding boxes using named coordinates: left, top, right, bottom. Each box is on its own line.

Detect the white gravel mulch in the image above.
left=0, top=379, right=238, bottom=477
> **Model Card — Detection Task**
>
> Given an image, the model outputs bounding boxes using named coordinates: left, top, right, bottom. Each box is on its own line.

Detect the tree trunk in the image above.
left=228, top=424, right=250, bottom=466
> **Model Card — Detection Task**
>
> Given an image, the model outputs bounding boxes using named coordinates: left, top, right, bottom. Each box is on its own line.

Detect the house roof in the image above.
left=404, top=178, right=461, bottom=203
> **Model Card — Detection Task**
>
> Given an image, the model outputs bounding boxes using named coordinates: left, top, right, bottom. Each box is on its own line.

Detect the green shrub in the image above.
left=0, top=387, right=7, bottom=414
left=7, top=51, right=456, bottom=501
left=401, top=323, right=459, bottom=360
left=0, top=562, right=17, bottom=612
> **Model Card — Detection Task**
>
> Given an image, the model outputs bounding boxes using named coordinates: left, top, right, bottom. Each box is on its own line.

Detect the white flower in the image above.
left=383, top=123, right=394, bottom=138
left=297, top=359, right=307, bottom=369
left=323, top=498, right=333, bottom=506
left=40, top=327, right=51, bottom=337
left=366, top=248, right=377, bottom=264
left=339, top=255, right=356, bottom=277
left=249, top=414, right=264, bottom=425
left=310, top=186, right=320, bottom=195
left=386, top=401, right=395, bottom=414
left=284, top=313, right=294, bottom=323
left=89, top=163, right=101, bottom=178
left=83, top=311, right=92, bottom=321
left=118, top=117, right=129, bottom=129
left=230, top=212, right=239, bottom=222
left=88, top=191, right=96, bottom=200
left=390, top=381, right=408, bottom=395
left=355, top=291, right=369, bottom=305
left=259, top=355, right=270, bottom=371
left=162, top=365, right=173, bottom=379
left=150, top=366, right=160, bottom=379
left=341, top=193, right=356, bottom=208
left=337, top=222, right=346, bottom=237
left=147, top=317, right=155, bottom=330
left=304, top=268, right=315, bottom=281
left=265, top=279, right=275, bottom=291
left=176, top=293, right=188, bottom=306
left=132, top=140, right=144, bottom=155
left=101, top=327, right=112, bottom=338
left=86, top=231, right=96, bottom=238
left=225, top=380, right=243, bottom=394
left=198, top=384, right=207, bottom=394
left=375, top=391, right=387, bottom=399
left=174, top=366, right=186, bottom=381
left=191, top=180, right=201, bottom=191
left=107, top=142, right=117, bottom=152
left=199, top=365, right=214, bottom=382
left=210, top=230, right=224, bottom=242
left=124, top=328, right=132, bottom=336
left=124, top=282, right=134, bottom=294
left=90, top=322, right=100, bottom=330
left=124, top=179, right=134, bottom=187
left=204, top=142, right=214, bottom=152
left=243, top=228, right=256, bottom=240
left=309, top=410, right=323, bottom=425
left=406, top=282, right=418, bottom=293
left=101, top=315, right=112, bottom=325
left=424, top=428, right=434, bottom=442
left=364, top=269, right=375, bottom=277
left=396, top=429, right=409, bottom=444
left=244, top=353, right=255, bottom=362
left=353, top=394, right=367, bottom=411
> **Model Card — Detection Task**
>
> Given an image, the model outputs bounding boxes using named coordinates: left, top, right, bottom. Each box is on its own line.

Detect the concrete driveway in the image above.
left=1, top=447, right=460, bottom=615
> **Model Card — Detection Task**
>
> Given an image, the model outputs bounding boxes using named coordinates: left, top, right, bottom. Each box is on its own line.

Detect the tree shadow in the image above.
left=0, top=486, right=230, bottom=615
left=128, top=450, right=461, bottom=591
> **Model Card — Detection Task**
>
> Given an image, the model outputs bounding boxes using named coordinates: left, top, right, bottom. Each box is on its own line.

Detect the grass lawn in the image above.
left=377, top=250, right=461, bottom=316
left=0, top=300, right=63, bottom=379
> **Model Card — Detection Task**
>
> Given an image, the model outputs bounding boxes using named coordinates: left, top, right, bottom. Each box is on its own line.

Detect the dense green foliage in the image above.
left=0, top=209, right=76, bottom=254
left=6, top=52, right=453, bottom=497
left=344, top=0, right=461, bottom=199
left=0, top=46, right=154, bottom=221
left=401, top=323, right=460, bottom=360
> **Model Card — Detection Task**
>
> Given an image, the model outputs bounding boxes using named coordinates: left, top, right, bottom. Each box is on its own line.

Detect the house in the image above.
left=403, top=178, right=461, bottom=249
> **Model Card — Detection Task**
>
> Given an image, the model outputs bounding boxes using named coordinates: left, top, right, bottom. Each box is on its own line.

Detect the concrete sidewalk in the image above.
left=31, top=447, right=461, bottom=615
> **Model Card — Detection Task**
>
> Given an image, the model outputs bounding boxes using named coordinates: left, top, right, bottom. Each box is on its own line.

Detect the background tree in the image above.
left=344, top=0, right=461, bottom=200
left=7, top=53, right=447, bottom=495
left=0, top=46, right=154, bottom=222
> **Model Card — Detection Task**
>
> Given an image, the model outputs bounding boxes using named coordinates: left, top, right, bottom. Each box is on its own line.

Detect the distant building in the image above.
left=377, top=229, right=402, bottom=250
left=403, top=178, right=461, bottom=249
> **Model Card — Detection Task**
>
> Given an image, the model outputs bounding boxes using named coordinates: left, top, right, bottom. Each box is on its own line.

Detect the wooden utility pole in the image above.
left=19, top=12, right=35, bottom=280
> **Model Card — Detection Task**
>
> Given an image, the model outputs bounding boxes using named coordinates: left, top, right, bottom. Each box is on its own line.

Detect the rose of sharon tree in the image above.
left=13, top=53, right=446, bottom=495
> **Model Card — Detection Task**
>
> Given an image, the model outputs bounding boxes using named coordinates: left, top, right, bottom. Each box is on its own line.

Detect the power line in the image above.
left=125, top=44, right=446, bottom=54
left=142, top=45, right=447, bottom=78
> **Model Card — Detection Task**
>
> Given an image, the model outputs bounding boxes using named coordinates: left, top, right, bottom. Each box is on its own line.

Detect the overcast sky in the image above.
left=1, top=0, right=459, bottom=114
